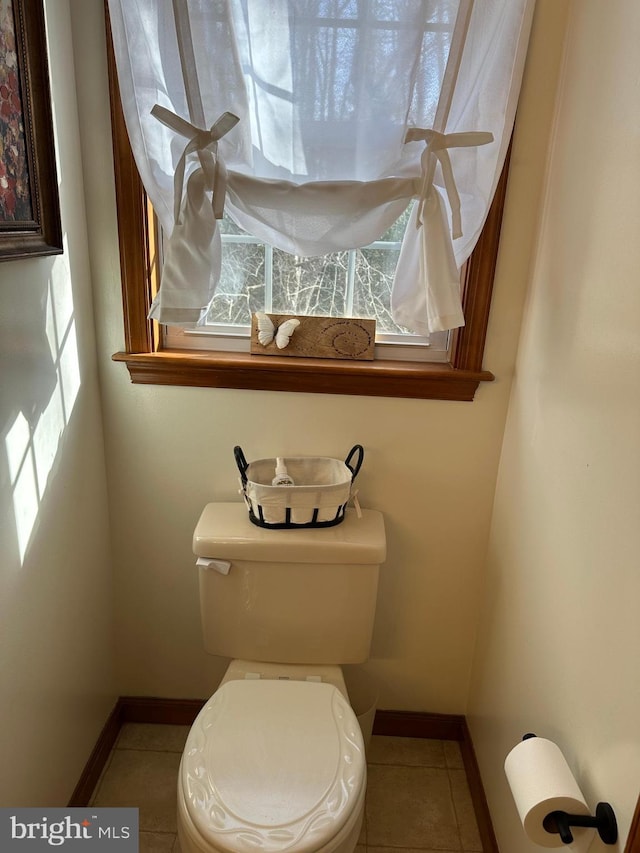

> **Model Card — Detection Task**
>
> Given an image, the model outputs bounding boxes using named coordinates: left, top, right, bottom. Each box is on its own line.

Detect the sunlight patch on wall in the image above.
left=4, top=254, right=81, bottom=564
left=5, top=412, right=39, bottom=562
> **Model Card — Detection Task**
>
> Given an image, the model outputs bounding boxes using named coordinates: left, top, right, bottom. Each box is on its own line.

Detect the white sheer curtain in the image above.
left=107, top=0, right=534, bottom=331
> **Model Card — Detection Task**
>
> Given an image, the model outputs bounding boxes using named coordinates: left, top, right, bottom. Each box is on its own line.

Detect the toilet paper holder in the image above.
left=542, top=803, right=617, bottom=846
left=521, top=734, right=618, bottom=845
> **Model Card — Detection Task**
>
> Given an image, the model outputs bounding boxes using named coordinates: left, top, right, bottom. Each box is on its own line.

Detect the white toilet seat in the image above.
left=178, top=678, right=366, bottom=853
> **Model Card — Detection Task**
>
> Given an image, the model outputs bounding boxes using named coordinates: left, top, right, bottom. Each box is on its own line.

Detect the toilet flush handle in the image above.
left=196, top=557, right=232, bottom=575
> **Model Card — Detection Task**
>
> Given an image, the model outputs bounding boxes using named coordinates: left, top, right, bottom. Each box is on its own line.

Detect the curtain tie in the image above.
left=405, top=128, right=493, bottom=239
left=151, top=104, right=239, bottom=223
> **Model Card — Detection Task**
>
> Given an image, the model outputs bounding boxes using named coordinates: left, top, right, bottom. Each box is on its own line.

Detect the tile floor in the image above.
left=90, top=723, right=483, bottom=853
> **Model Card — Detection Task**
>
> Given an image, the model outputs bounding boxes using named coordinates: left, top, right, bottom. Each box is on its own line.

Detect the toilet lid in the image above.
left=181, top=679, right=366, bottom=853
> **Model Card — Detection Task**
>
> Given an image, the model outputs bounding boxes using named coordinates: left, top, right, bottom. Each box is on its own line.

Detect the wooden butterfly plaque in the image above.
left=250, top=313, right=376, bottom=361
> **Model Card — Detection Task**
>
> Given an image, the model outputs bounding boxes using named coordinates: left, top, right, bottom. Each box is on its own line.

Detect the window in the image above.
left=106, top=7, right=507, bottom=401
left=164, top=209, right=451, bottom=363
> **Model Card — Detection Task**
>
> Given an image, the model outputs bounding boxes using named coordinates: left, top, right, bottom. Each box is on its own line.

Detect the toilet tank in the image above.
left=193, top=502, right=386, bottom=665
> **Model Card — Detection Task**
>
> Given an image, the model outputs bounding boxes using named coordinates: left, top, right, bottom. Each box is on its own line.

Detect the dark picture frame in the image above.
left=0, top=0, right=62, bottom=260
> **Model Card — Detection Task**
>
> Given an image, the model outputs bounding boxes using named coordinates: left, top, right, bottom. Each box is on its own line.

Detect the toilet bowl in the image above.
left=182, top=503, right=386, bottom=853
left=177, top=663, right=366, bottom=853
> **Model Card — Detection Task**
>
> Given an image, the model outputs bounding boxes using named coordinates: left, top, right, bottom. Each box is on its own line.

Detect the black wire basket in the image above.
left=234, top=445, right=364, bottom=529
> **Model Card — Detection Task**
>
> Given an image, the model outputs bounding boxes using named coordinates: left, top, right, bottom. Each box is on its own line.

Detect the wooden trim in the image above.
left=113, top=350, right=493, bottom=401
left=460, top=719, right=500, bottom=853
left=625, top=794, right=640, bottom=853
left=452, top=146, right=511, bottom=373
left=119, top=696, right=206, bottom=727
left=67, top=699, right=125, bottom=807
left=104, top=8, right=156, bottom=353
left=104, top=5, right=509, bottom=401
left=373, top=709, right=465, bottom=740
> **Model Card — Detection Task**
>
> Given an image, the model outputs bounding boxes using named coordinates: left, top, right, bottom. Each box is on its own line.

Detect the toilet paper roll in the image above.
left=504, top=737, right=591, bottom=848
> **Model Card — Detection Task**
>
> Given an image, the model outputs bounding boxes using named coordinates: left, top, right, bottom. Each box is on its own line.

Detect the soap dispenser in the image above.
left=272, top=457, right=295, bottom=486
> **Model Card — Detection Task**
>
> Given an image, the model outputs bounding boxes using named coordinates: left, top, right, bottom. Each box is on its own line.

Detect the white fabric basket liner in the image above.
left=235, top=448, right=362, bottom=527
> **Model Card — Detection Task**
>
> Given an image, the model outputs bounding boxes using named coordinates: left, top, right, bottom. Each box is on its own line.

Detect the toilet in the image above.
left=178, top=502, right=386, bottom=853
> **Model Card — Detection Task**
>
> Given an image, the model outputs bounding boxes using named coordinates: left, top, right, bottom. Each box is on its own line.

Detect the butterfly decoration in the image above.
left=255, top=313, right=301, bottom=349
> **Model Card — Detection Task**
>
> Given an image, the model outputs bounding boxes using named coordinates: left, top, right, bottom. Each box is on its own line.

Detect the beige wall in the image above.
left=467, top=0, right=640, bottom=849
left=0, top=1, right=115, bottom=805
left=72, top=0, right=565, bottom=712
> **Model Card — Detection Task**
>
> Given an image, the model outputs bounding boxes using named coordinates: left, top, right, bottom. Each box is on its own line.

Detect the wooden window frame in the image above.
left=106, top=13, right=507, bottom=401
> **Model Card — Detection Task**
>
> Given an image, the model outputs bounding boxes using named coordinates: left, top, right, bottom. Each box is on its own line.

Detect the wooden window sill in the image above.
left=112, top=349, right=494, bottom=401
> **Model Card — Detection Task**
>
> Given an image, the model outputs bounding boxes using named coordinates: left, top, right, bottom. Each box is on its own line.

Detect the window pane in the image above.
left=354, top=247, right=400, bottom=333
left=206, top=205, right=417, bottom=335
left=271, top=250, right=348, bottom=317
left=207, top=241, right=265, bottom=326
